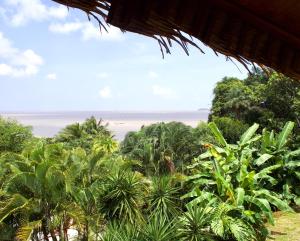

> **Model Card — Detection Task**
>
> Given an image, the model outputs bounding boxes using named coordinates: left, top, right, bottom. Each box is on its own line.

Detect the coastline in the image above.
left=0, top=111, right=209, bottom=141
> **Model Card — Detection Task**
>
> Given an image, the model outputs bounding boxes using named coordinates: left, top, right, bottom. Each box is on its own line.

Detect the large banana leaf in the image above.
left=208, top=122, right=227, bottom=147
left=277, top=121, right=294, bottom=150
left=244, top=195, right=274, bottom=224
left=254, top=154, right=273, bottom=166
left=239, top=123, right=259, bottom=146
left=235, top=187, right=245, bottom=206
left=254, top=189, right=292, bottom=211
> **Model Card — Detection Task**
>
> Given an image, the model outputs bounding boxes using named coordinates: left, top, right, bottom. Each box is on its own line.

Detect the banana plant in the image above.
left=183, top=122, right=294, bottom=240
left=257, top=121, right=300, bottom=204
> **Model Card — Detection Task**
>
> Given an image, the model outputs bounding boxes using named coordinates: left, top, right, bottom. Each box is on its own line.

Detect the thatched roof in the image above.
left=53, top=0, right=300, bottom=80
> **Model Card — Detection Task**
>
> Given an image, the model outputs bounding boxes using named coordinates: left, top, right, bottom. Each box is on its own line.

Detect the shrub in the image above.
left=121, top=122, right=203, bottom=175
left=212, top=117, right=249, bottom=143
left=0, top=117, right=33, bottom=153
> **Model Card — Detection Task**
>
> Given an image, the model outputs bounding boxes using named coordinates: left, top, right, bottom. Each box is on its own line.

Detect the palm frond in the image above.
left=16, top=220, right=42, bottom=241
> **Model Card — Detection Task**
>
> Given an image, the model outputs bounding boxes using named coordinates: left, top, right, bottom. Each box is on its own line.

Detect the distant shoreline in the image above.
left=0, top=111, right=209, bottom=141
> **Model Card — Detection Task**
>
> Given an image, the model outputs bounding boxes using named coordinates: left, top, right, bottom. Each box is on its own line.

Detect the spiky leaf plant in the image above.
left=101, top=222, right=140, bottom=241
left=141, top=213, right=177, bottom=241
left=177, top=205, right=215, bottom=241
left=99, top=170, right=148, bottom=224
left=148, top=175, right=181, bottom=218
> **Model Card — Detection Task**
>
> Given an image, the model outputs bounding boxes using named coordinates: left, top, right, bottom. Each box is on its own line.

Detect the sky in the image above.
left=0, top=0, right=248, bottom=112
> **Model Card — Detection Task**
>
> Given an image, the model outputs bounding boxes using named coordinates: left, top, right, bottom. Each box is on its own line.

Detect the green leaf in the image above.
left=199, top=151, right=212, bottom=159
left=240, top=123, right=259, bottom=146
left=254, top=154, right=273, bottom=166
left=185, top=173, right=211, bottom=181
left=181, top=187, right=201, bottom=200
left=244, top=196, right=274, bottom=224
left=255, top=190, right=293, bottom=211
left=186, top=191, right=217, bottom=208
left=277, top=121, right=294, bottom=150
left=235, top=187, right=245, bottom=206
left=287, top=149, right=300, bottom=157
left=16, top=220, right=42, bottom=241
left=295, top=197, right=300, bottom=206
left=254, top=165, right=281, bottom=185
left=0, top=194, right=28, bottom=222
left=295, top=171, right=300, bottom=180
left=285, top=161, right=300, bottom=168
left=208, top=122, right=227, bottom=147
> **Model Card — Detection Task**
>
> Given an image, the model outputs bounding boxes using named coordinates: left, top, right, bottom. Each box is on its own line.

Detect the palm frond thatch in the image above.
left=52, top=0, right=300, bottom=80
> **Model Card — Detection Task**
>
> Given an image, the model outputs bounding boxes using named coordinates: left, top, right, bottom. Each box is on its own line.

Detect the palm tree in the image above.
left=0, top=143, right=85, bottom=241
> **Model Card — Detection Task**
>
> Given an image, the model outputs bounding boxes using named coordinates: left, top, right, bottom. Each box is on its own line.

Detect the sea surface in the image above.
left=0, top=111, right=209, bottom=141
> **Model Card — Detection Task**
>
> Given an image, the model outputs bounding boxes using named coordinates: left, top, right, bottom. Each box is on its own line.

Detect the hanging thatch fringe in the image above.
left=52, top=0, right=300, bottom=80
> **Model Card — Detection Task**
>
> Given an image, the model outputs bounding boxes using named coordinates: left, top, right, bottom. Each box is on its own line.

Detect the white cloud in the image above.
left=49, top=21, right=124, bottom=41
left=2, top=0, right=68, bottom=26
left=152, top=85, right=177, bottom=99
left=97, top=72, right=109, bottom=79
left=0, top=64, right=13, bottom=75
left=99, top=86, right=112, bottom=98
left=0, top=32, right=43, bottom=77
left=148, top=71, right=158, bottom=79
left=46, top=73, right=57, bottom=80
left=49, top=22, right=83, bottom=34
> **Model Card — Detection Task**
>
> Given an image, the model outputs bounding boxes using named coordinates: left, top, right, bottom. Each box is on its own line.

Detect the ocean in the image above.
left=0, top=110, right=209, bottom=141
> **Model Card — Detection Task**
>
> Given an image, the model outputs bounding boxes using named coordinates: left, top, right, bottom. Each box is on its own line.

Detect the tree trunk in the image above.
left=59, top=220, right=65, bottom=241
left=82, top=222, right=89, bottom=241
left=42, top=219, right=50, bottom=241
left=164, top=156, right=175, bottom=174
left=50, top=228, right=58, bottom=241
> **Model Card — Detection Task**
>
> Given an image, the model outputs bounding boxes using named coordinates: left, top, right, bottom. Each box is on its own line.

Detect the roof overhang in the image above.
left=53, top=0, right=300, bottom=80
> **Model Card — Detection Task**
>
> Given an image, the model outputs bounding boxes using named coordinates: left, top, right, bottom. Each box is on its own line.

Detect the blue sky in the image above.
left=0, top=0, right=247, bottom=111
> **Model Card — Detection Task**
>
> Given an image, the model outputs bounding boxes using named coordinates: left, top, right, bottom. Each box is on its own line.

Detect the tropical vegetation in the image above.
left=0, top=70, right=299, bottom=241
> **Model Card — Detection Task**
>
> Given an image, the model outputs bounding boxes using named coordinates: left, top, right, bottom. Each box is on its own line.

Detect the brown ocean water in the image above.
left=0, top=110, right=209, bottom=141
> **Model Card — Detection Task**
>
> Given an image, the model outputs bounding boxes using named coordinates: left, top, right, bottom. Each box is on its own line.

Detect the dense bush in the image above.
left=55, top=116, right=112, bottom=152
left=211, top=116, right=249, bottom=143
left=121, top=122, right=205, bottom=175
left=0, top=117, right=33, bottom=153
left=183, top=122, right=300, bottom=240
left=209, top=70, right=300, bottom=133
left=192, top=121, right=217, bottom=145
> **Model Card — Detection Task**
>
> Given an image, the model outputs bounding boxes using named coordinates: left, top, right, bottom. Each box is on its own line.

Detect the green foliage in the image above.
left=99, top=170, right=148, bottom=224
left=0, top=115, right=299, bottom=241
left=177, top=205, right=215, bottom=240
left=183, top=122, right=299, bottom=240
left=0, top=117, right=33, bottom=153
left=209, top=71, right=300, bottom=136
left=141, top=214, right=178, bottom=241
left=121, top=122, right=210, bottom=175
left=209, top=77, right=258, bottom=121
left=193, top=122, right=217, bottom=146
left=0, top=133, right=123, bottom=241
left=212, top=117, right=249, bottom=143
left=147, top=176, right=181, bottom=218
left=55, top=116, right=112, bottom=152
left=257, top=121, right=300, bottom=204
left=102, top=213, right=177, bottom=241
